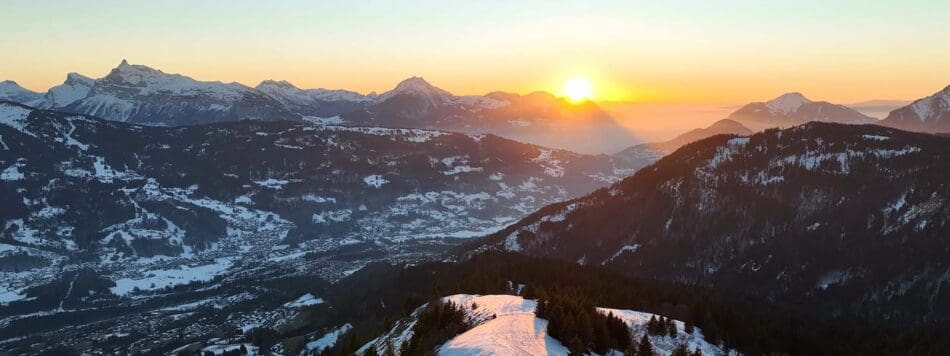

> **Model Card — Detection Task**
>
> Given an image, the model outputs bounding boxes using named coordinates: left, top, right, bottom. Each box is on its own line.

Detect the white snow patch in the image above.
left=602, top=244, right=639, bottom=265
left=765, top=92, right=811, bottom=114
left=862, top=134, right=890, bottom=141
left=254, top=178, right=289, bottom=189
left=364, top=174, right=389, bottom=188
left=0, top=163, right=24, bottom=181
left=110, top=258, right=233, bottom=296
left=0, top=289, right=27, bottom=305
left=284, top=293, right=325, bottom=308
left=303, top=116, right=345, bottom=125
left=306, top=324, right=353, bottom=352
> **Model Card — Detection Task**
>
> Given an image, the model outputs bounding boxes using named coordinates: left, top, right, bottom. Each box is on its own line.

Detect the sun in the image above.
left=563, top=77, right=594, bottom=103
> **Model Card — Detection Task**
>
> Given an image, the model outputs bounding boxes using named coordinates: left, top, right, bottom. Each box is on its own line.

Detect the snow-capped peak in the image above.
left=64, top=72, right=94, bottom=85
left=907, top=85, right=950, bottom=122
left=99, top=60, right=251, bottom=100
left=0, top=80, right=33, bottom=94
left=380, top=76, right=455, bottom=103
left=766, top=92, right=812, bottom=114
left=105, top=60, right=174, bottom=84
left=42, top=72, right=96, bottom=108
left=0, top=80, right=43, bottom=106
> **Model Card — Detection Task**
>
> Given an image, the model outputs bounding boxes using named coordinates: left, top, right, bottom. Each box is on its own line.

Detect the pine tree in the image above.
left=647, top=315, right=660, bottom=335
left=638, top=334, right=654, bottom=356
left=671, top=343, right=692, bottom=356
left=684, top=320, right=695, bottom=335
left=567, top=336, right=586, bottom=355
left=623, top=343, right=639, bottom=356
left=670, top=344, right=690, bottom=356
left=668, top=318, right=677, bottom=337
left=691, top=347, right=703, bottom=356
left=593, top=321, right=611, bottom=354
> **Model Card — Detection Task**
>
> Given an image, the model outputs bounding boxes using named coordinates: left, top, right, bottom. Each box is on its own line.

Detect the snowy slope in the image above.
left=41, top=73, right=94, bottom=108
left=599, top=308, right=726, bottom=356
left=0, top=81, right=43, bottom=107
left=360, top=294, right=727, bottom=356
left=764, top=92, right=811, bottom=114
left=880, top=85, right=950, bottom=133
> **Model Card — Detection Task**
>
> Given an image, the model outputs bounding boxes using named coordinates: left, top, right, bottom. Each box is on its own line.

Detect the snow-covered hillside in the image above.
left=360, top=294, right=728, bottom=356
left=0, top=81, right=43, bottom=107
left=880, top=85, right=950, bottom=133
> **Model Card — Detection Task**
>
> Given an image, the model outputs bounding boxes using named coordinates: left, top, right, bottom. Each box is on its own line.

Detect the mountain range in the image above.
left=726, top=92, right=877, bottom=130
left=0, top=61, right=635, bottom=153
left=4, top=61, right=948, bottom=154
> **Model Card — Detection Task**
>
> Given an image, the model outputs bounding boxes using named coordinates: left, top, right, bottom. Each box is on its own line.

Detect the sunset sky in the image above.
left=2, top=0, right=948, bottom=104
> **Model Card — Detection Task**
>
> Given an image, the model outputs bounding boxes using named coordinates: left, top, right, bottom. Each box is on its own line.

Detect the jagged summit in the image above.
left=43, top=72, right=96, bottom=108
left=65, top=72, right=94, bottom=83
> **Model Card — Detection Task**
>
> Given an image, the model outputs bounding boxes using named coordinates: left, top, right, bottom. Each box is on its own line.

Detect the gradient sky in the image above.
left=2, top=0, right=948, bottom=104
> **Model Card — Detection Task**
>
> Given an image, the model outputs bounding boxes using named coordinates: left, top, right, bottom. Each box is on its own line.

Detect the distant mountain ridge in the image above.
left=727, top=92, right=877, bottom=130
left=0, top=61, right=637, bottom=153
left=255, top=79, right=377, bottom=118
left=612, top=119, right=753, bottom=171
left=344, top=77, right=638, bottom=153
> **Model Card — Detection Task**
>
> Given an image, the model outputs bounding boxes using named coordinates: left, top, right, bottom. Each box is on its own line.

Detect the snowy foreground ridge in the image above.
left=360, top=294, right=730, bottom=356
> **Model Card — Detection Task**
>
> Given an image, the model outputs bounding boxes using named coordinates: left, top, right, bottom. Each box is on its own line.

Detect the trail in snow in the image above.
left=58, top=273, right=80, bottom=311
left=62, top=118, right=89, bottom=151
